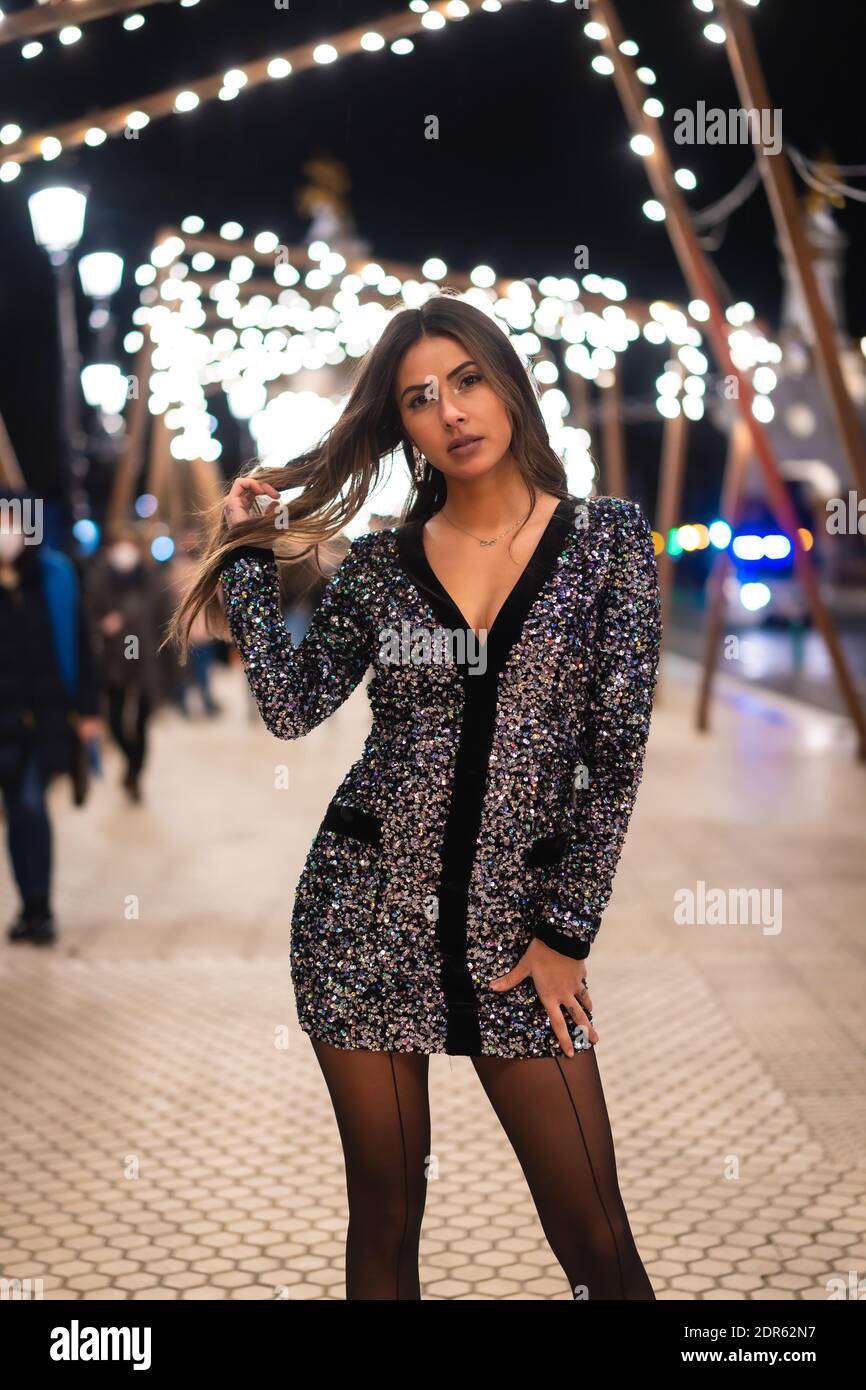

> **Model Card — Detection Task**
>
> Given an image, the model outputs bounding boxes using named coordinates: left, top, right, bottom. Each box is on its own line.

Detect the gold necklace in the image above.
left=437, top=507, right=531, bottom=547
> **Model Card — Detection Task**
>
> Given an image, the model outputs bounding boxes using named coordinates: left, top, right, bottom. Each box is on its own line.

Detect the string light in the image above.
left=4, top=0, right=203, bottom=70
left=124, top=219, right=701, bottom=496
left=5, top=0, right=785, bottom=461
left=0, top=0, right=510, bottom=172
left=630, top=134, right=655, bottom=158
left=579, top=12, right=785, bottom=426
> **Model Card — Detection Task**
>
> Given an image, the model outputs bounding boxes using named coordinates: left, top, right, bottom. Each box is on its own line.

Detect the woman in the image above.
left=165, top=292, right=662, bottom=1301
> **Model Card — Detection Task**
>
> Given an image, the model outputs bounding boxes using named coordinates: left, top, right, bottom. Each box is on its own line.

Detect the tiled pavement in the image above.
left=1, top=653, right=864, bottom=1300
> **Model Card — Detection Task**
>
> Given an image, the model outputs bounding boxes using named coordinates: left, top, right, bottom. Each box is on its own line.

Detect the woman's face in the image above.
left=394, top=335, right=513, bottom=481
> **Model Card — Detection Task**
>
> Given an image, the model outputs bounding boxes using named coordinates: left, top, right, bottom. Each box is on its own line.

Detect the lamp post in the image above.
left=27, top=185, right=89, bottom=522
left=78, top=253, right=126, bottom=519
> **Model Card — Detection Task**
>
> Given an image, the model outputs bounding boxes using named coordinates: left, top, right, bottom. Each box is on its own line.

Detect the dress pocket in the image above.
left=304, top=800, right=386, bottom=926
left=321, top=800, right=383, bottom=847
left=523, top=831, right=568, bottom=868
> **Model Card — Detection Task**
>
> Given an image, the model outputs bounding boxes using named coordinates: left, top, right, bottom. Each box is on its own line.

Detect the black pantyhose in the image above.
left=309, top=1038, right=655, bottom=1301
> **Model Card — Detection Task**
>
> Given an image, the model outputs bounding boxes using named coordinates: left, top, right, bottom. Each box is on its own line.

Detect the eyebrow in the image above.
left=400, top=360, right=478, bottom=402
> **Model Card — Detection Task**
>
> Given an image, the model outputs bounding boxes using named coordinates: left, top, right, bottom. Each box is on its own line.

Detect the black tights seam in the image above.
left=552, top=1054, right=626, bottom=1300
left=387, top=1052, right=412, bottom=1300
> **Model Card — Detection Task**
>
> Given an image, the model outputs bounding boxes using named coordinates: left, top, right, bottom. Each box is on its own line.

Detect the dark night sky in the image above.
left=1, top=0, right=864, bottom=523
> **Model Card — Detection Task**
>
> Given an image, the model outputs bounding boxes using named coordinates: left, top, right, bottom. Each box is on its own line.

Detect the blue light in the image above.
left=731, top=531, right=794, bottom=567
left=72, top=518, right=100, bottom=553
left=151, top=535, right=175, bottom=562
left=732, top=533, right=764, bottom=561
left=708, top=519, right=731, bottom=549
left=135, top=493, right=158, bottom=518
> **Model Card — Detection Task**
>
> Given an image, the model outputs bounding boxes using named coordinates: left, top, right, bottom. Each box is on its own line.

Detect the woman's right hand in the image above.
left=223, top=477, right=282, bottom=537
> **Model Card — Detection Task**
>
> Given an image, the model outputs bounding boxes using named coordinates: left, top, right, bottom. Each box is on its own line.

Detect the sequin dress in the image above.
left=219, top=493, right=662, bottom=1058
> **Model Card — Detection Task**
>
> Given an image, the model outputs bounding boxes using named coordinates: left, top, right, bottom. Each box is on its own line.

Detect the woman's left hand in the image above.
left=489, top=939, right=598, bottom=1056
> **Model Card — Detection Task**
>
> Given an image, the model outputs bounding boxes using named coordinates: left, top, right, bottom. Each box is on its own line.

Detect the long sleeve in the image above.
left=219, top=533, right=376, bottom=740
left=531, top=499, right=662, bottom=960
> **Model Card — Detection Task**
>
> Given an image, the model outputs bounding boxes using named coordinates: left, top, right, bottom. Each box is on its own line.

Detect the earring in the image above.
left=412, top=443, right=427, bottom=483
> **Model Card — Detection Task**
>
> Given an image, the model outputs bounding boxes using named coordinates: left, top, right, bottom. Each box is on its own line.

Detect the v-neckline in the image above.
left=419, top=496, right=568, bottom=642
left=394, top=494, right=576, bottom=677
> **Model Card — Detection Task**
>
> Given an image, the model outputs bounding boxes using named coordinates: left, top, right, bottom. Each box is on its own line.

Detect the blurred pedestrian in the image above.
left=1, top=492, right=103, bottom=946
left=86, top=525, right=169, bottom=803
left=168, top=527, right=222, bottom=717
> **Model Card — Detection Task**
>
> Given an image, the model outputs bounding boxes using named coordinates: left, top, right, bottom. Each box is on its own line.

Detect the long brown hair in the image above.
left=162, top=288, right=574, bottom=661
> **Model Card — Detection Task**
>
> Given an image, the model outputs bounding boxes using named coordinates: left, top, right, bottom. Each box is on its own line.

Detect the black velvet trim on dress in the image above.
left=532, top=924, right=591, bottom=960
left=395, top=495, right=578, bottom=1054
left=220, top=544, right=277, bottom=572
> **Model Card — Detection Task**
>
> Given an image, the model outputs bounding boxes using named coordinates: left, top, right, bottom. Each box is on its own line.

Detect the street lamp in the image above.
left=77, top=253, right=127, bottom=516
left=28, top=185, right=89, bottom=520
left=77, top=251, right=123, bottom=299
left=78, top=250, right=124, bottom=360
left=80, top=363, right=128, bottom=414
left=27, top=186, right=87, bottom=258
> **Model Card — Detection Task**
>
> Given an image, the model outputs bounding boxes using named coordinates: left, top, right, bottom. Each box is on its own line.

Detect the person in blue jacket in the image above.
left=0, top=490, right=103, bottom=945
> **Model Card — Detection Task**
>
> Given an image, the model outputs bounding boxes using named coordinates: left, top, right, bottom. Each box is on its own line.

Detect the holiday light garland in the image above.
left=0, top=0, right=510, bottom=173
left=2, top=0, right=795, bottom=466
left=582, top=0, right=782, bottom=427
left=117, top=217, right=784, bottom=533
left=0, top=0, right=202, bottom=60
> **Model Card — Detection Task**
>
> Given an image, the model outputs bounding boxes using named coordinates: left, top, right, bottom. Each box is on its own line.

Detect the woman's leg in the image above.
left=470, top=1047, right=655, bottom=1300
left=2, top=750, right=52, bottom=912
left=130, top=690, right=151, bottom=774
left=106, top=684, right=129, bottom=762
left=309, top=1038, right=432, bottom=1300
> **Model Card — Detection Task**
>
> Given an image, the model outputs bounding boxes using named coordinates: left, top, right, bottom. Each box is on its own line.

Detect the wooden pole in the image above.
left=599, top=368, right=627, bottom=498
left=716, top=0, right=866, bottom=501
left=574, top=373, right=592, bottom=435
left=166, top=452, right=185, bottom=536
left=188, top=456, right=224, bottom=524
left=654, top=374, right=690, bottom=670
left=0, top=408, right=26, bottom=489
left=590, top=0, right=866, bottom=759
left=108, top=342, right=150, bottom=532
left=145, top=411, right=172, bottom=519
left=697, top=417, right=752, bottom=733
